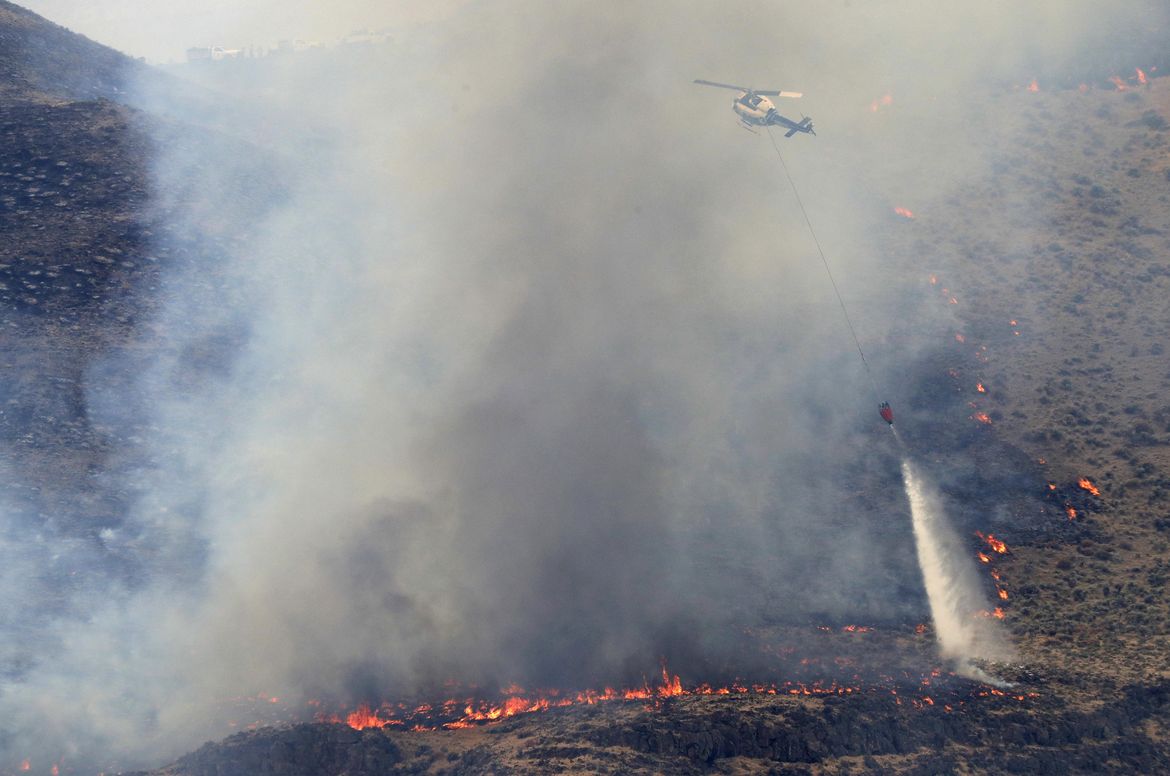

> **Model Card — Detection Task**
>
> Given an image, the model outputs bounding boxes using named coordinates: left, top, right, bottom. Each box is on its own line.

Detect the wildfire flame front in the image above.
left=975, top=531, right=1008, bottom=554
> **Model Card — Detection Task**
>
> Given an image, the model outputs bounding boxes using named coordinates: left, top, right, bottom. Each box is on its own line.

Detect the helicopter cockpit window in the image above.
left=746, top=94, right=762, bottom=108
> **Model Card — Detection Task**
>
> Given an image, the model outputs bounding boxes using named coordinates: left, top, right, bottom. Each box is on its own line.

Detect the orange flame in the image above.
left=1048, top=483, right=1056, bottom=491
left=993, top=607, right=1005, bottom=619
left=976, top=383, right=986, bottom=393
left=1078, top=478, right=1100, bottom=497
left=955, top=333, right=966, bottom=343
left=1109, top=75, right=1128, bottom=91
left=977, top=552, right=990, bottom=564
left=658, top=663, right=684, bottom=698
left=1066, top=506, right=1077, bottom=520
left=869, top=93, right=893, bottom=112
left=997, top=587, right=1009, bottom=601
left=1078, top=83, right=1090, bottom=93
left=20, top=761, right=29, bottom=772
left=894, top=206, right=915, bottom=219
left=975, top=531, right=1008, bottom=554
left=929, top=274, right=937, bottom=285
left=1027, top=78, right=1039, bottom=93
left=312, top=644, right=1038, bottom=735
left=353, top=705, right=397, bottom=729
left=1137, top=67, right=1148, bottom=85
left=971, top=411, right=992, bottom=424
left=321, top=659, right=974, bottom=732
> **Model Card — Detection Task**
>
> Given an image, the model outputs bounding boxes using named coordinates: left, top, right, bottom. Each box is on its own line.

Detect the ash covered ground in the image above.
left=2, top=1, right=1170, bottom=773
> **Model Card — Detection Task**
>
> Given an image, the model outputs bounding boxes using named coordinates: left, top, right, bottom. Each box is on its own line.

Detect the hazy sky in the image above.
left=19, top=0, right=469, bottom=61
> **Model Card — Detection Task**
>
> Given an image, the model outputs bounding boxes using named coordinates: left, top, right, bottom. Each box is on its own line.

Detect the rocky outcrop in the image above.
left=153, top=724, right=403, bottom=776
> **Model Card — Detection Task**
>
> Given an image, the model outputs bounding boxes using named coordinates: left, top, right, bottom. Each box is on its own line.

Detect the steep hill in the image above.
left=0, top=3, right=167, bottom=701
left=0, top=0, right=141, bottom=104
left=2, top=3, right=1170, bottom=774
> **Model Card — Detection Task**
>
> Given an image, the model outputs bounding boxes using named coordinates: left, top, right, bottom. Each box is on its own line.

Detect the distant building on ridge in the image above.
left=186, top=46, right=243, bottom=63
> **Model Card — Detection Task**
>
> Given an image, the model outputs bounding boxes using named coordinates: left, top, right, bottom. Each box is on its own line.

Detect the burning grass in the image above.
left=309, top=662, right=1038, bottom=734
left=149, top=663, right=1170, bottom=776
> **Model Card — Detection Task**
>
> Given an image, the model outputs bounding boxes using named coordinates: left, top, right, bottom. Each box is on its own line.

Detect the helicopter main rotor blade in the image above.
left=693, top=79, right=751, bottom=91
left=754, top=90, right=803, bottom=98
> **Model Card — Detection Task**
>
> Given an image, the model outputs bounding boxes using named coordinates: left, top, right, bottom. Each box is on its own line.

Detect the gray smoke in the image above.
left=1, top=1, right=1166, bottom=771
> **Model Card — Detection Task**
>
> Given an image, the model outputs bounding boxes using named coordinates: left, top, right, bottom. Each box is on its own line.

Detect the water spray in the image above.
left=901, top=459, right=1014, bottom=682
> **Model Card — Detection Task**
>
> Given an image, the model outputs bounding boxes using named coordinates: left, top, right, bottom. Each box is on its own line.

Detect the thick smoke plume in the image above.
left=1, top=1, right=1167, bottom=771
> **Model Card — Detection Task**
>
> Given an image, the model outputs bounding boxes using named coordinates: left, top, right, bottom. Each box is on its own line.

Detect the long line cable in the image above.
left=767, top=127, right=879, bottom=397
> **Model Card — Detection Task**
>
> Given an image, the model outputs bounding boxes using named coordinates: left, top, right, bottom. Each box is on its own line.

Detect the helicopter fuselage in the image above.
left=732, top=92, right=776, bottom=126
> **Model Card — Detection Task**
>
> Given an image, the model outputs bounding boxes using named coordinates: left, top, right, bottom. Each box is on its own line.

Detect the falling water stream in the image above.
left=901, top=458, right=1013, bottom=681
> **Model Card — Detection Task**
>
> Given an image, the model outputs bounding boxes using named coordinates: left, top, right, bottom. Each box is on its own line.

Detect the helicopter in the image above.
left=694, top=79, right=814, bottom=137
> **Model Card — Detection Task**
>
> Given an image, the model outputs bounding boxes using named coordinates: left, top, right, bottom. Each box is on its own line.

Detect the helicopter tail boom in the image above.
left=783, top=116, right=815, bottom=137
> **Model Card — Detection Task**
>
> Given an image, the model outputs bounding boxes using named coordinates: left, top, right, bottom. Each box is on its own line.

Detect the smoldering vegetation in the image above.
left=1, top=1, right=1169, bottom=771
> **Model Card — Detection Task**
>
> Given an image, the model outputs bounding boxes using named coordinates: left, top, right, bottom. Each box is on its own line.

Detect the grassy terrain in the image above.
left=894, top=79, right=1170, bottom=682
